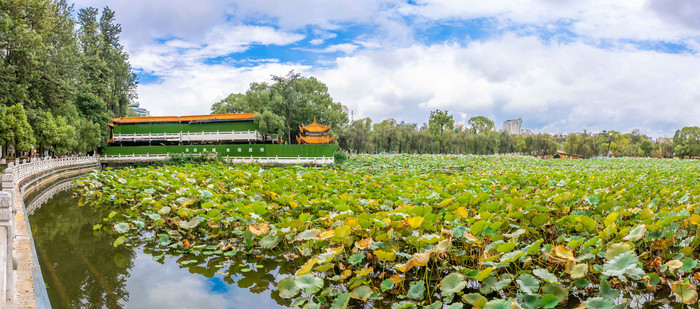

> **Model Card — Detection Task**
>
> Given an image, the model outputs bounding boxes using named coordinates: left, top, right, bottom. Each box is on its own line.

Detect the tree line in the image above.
left=214, top=73, right=697, bottom=158
left=0, top=0, right=136, bottom=158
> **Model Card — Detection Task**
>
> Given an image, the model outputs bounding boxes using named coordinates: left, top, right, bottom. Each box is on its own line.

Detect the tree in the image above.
left=428, top=110, right=454, bottom=153
left=7, top=104, right=36, bottom=155
left=254, top=110, right=285, bottom=142
left=211, top=71, right=348, bottom=143
left=28, top=109, right=59, bottom=156
left=372, top=118, right=397, bottom=152
left=467, top=116, right=494, bottom=134
left=673, top=126, right=700, bottom=157
left=341, top=118, right=373, bottom=153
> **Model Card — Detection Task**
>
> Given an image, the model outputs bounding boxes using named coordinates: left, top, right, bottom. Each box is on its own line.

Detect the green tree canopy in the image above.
left=428, top=110, right=454, bottom=153
left=211, top=71, right=348, bottom=144
left=468, top=116, right=494, bottom=134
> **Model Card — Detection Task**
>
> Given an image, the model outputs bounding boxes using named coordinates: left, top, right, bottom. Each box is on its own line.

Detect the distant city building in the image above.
left=656, top=137, right=671, bottom=143
left=128, top=102, right=150, bottom=117
left=520, top=129, right=534, bottom=136
left=454, top=123, right=465, bottom=132
left=502, top=119, right=522, bottom=135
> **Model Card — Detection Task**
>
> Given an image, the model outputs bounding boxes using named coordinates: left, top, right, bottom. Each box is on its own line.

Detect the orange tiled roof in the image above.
left=300, top=116, right=331, bottom=133
left=112, top=113, right=256, bottom=124
left=297, top=135, right=335, bottom=144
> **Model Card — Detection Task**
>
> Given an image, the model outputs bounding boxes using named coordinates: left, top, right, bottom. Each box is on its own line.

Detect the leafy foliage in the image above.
left=76, top=155, right=700, bottom=307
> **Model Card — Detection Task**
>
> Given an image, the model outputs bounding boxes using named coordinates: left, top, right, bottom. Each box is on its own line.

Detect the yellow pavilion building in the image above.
left=297, top=117, right=335, bottom=144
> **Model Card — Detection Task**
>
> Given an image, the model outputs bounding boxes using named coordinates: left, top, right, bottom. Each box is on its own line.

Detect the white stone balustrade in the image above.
left=1, top=155, right=99, bottom=307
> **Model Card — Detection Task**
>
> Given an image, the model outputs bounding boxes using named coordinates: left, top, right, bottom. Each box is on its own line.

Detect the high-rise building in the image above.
left=502, top=119, right=522, bottom=135
left=128, top=102, right=150, bottom=117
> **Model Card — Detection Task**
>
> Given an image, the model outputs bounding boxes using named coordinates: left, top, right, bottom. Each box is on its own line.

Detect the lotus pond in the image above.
left=75, top=155, right=700, bottom=309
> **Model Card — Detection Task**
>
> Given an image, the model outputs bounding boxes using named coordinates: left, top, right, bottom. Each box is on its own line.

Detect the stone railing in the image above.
left=101, top=153, right=334, bottom=165
left=1, top=155, right=99, bottom=307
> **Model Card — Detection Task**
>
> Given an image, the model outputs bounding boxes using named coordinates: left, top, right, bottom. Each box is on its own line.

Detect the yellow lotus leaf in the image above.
left=316, top=229, right=335, bottom=240
left=355, top=267, right=373, bottom=277
left=453, top=207, right=469, bottom=219
left=690, top=214, right=700, bottom=226
left=339, top=269, right=352, bottom=280
left=295, top=257, right=318, bottom=276
left=406, top=217, right=424, bottom=229
left=389, top=274, right=404, bottom=284
left=248, top=222, right=269, bottom=236
left=289, top=201, right=298, bottom=208
left=374, top=249, right=397, bottom=261
left=394, top=262, right=412, bottom=273
left=554, top=245, right=575, bottom=261
left=344, top=218, right=360, bottom=228
left=666, top=260, right=683, bottom=270
left=355, top=237, right=374, bottom=249
left=382, top=218, right=391, bottom=226
left=410, top=251, right=431, bottom=267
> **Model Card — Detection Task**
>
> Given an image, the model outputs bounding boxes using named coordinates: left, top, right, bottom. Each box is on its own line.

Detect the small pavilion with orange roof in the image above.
left=297, top=116, right=335, bottom=144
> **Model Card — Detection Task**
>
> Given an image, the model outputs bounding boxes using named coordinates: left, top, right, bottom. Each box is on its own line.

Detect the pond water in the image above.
left=28, top=184, right=290, bottom=309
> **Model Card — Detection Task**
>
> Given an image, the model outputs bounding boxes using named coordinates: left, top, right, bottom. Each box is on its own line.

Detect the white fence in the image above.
left=112, top=130, right=281, bottom=143
left=1, top=155, right=99, bottom=306
left=100, top=153, right=334, bottom=165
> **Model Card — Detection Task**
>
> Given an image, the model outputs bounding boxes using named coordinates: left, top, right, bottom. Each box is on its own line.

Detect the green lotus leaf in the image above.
left=680, top=257, right=698, bottom=273
left=113, top=236, right=126, bottom=247
left=278, top=276, right=300, bottom=299
left=583, top=297, right=615, bottom=309
left=443, top=303, right=463, bottom=309
left=533, top=268, right=558, bottom=283
left=517, top=273, right=541, bottom=295
left=462, top=293, right=486, bottom=305
left=541, top=294, right=560, bottom=309
left=440, top=273, right=467, bottom=297
left=407, top=280, right=426, bottom=300
left=598, top=279, right=620, bottom=299
left=542, top=283, right=568, bottom=303
left=483, top=299, right=512, bottom=309
left=114, top=223, right=130, bottom=233
left=602, top=252, right=645, bottom=282
left=423, top=301, right=442, bottom=309
left=496, top=242, right=516, bottom=253
left=391, top=301, right=417, bottom=309
left=290, top=296, right=306, bottom=308
left=350, top=285, right=373, bottom=301
left=622, top=224, right=646, bottom=242
left=259, top=235, right=280, bottom=249
left=330, top=292, right=351, bottom=309
left=604, top=243, right=632, bottom=261
left=303, top=302, right=321, bottom=309
left=381, top=279, right=395, bottom=291
left=295, top=273, right=324, bottom=294
left=348, top=253, right=365, bottom=265
left=500, top=251, right=525, bottom=264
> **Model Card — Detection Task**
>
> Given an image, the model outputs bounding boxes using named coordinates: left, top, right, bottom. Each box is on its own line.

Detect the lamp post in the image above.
left=607, top=133, right=613, bottom=157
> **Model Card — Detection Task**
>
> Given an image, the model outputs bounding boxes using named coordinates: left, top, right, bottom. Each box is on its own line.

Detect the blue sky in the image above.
left=72, top=0, right=700, bottom=137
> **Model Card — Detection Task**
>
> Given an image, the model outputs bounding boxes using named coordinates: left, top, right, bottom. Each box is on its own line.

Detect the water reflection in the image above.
left=29, top=187, right=291, bottom=309
left=30, top=190, right=132, bottom=308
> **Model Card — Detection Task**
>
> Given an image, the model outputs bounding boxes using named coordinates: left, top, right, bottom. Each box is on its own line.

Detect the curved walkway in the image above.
left=1, top=156, right=99, bottom=308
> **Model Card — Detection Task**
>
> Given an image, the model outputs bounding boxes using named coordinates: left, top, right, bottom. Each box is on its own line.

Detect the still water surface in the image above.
left=28, top=187, right=289, bottom=309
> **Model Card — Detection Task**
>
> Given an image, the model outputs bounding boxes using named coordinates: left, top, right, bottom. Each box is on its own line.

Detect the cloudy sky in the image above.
left=71, top=0, right=700, bottom=137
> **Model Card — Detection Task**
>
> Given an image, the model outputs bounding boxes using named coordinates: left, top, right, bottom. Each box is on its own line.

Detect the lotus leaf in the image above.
left=440, top=273, right=467, bottom=297
left=278, top=276, right=300, bottom=299
left=407, top=280, right=425, bottom=300
left=602, top=252, right=645, bottom=282
left=295, top=273, right=324, bottom=294
left=671, top=281, right=698, bottom=305
left=516, top=274, right=540, bottom=295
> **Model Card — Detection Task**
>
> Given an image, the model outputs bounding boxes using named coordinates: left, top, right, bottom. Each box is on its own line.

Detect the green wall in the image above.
left=113, top=121, right=258, bottom=135
left=104, top=144, right=337, bottom=158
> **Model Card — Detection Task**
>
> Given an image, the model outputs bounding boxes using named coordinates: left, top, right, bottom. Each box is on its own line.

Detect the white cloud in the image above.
left=400, top=0, right=700, bottom=43
left=138, top=62, right=308, bottom=116
left=131, top=25, right=304, bottom=73
left=315, top=35, right=700, bottom=137
left=297, top=43, right=359, bottom=54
